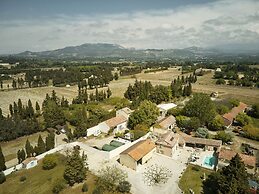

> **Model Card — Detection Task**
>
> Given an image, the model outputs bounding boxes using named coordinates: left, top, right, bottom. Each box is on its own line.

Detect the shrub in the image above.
left=42, top=154, right=58, bottom=170
left=92, top=187, right=102, bottom=194
left=0, top=171, right=6, bottom=184
left=117, top=181, right=132, bottom=193
left=242, top=125, right=259, bottom=141
left=52, top=179, right=66, bottom=194
left=216, top=78, right=226, bottom=85
left=82, top=182, right=88, bottom=192
left=208, top=115, right=225, bottom=131
left=235, top=113, right=252, bottom=126
left=229, top=98, right=239, bottom=107
left=215, top=131, right=233, bottom=143
left=20, top=176, right=27, bottom=182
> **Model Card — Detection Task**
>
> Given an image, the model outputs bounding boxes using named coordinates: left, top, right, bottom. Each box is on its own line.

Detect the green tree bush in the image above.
left=42, top=154, right=58, bottom=170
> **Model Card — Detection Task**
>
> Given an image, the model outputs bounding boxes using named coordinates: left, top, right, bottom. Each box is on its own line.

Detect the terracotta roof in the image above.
left=180, top=132, right=222, bottom=147
left=121, top=139, right=156, bottom=161
left=156, top=131, right=179, bottom=148
left=105, top=115, right=127, bottom=128
left=158, top=115, right=176, bottom=129
left=219, top=149, right=256, bottom=167
left=22, top=157, right=37, bottom=165
left=222, top=102, right=248, bottom=125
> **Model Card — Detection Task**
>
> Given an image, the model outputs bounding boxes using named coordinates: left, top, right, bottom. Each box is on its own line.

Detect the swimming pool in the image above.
left=203, top=156, right=216, bottom=167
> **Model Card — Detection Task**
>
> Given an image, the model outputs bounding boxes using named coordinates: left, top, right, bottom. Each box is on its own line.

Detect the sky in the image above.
left=0, top=0, right=259, bottom=54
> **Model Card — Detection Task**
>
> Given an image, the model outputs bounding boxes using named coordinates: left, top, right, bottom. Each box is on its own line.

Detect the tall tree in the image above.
left=107, top=87, right=112, bottom=98
left=0, top=146, right=6, bottom=171
left=37, top=135, right=46, bottom=154
left=25, top=139, right=33, bottom=157
left=183, top=93, right=216, bottom=125
left=27, top=99, right=34, bottom=118
left=128, top=100, right=159, bottom=129
left=64, top=147, right=88, bottom=186
left=35, top=101, right=41, bottom=115
left=46, top=131, right=55, bottom=151
left=9, top=104, right=13, bottom=116
left=43, top=100, right=65, bottom=128
left=204, top=154, right=249, bottom=194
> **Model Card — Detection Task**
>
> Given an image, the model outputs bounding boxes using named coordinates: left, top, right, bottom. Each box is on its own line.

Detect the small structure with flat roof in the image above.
left=120, top=139, right=156, bottom=170
left=157, top=103, right=177, bottom=120
left=22, top=157, right=38, bottom=169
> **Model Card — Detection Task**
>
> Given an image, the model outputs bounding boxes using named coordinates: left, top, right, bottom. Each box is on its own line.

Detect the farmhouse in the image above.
left=156, top=132, right=184, bottom=157
left=156, top=132, right=222, bottom=157
left=218, top=149, right=256, bottom=173
left=157, top=103, right=177, bottom=120
left=99, top=115, right=128, bottom=134
left=222, top=102, right=248, bottom=127
left=120, top=139, right=156, bottom=170
left=152, top=115, right=176, bottom=135
left=22, top=157, right=38, bottom=169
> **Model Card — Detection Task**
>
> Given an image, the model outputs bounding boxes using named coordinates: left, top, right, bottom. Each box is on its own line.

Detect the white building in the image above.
left=157, top=103, right=177, bottom=121
left=22, top=157, right=38, bottom=169
left=99, top=115, right=128, bottom=134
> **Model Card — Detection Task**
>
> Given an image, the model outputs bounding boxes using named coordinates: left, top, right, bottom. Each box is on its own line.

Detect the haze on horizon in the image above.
left=0, top=0, right=259, bottom=54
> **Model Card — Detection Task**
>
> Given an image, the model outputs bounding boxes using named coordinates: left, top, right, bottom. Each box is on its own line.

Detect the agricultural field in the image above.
left=1, top=67, right=259, bottom=116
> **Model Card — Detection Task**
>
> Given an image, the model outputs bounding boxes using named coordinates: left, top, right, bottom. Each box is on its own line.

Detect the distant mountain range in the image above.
left=13, top=43, right=259, bottom=60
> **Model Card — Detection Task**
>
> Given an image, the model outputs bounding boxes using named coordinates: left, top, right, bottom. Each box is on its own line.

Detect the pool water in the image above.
left=203, top=156, right=216, bottom=167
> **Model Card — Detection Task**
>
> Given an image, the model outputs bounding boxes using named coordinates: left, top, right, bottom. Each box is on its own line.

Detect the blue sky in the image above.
left=0, top=0, right=259, bottom=54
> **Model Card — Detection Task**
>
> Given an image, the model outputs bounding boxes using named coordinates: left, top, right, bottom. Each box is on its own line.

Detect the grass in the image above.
left=0, top=153, right=67, bottom=194
left=251, top=117, right=259, bottom=128
left=179, top=164, right=213, bottom=194
left=0, top=131, right=49, bottom=164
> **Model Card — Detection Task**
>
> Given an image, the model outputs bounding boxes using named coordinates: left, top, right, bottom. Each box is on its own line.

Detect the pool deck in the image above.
left=189, top=150, right=215, bottom=170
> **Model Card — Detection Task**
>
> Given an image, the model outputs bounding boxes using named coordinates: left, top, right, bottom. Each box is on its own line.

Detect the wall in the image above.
left=87, top=125, right=101, bottom=137
left=120, top=154, right=137, bottom=170
left=113, top=121, right=127, bottom=134
left=99, top=122, right=110, bottom=133
left=157, top=145, right=172, bottom=157
left=141, top=148, right=155, bottom=165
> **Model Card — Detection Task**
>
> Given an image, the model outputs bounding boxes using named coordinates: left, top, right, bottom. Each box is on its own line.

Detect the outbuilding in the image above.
left=22, top=157, right=38, bottom=169
left=120, top=139, right=156, bottom=170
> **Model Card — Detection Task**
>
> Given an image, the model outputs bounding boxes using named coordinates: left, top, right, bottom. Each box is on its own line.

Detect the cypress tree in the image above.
left=27, top=99, right=34, bottom=117
left=46, top=131, right=55, bottom=151
left=17, top=99, right=23, bottom=116
left=95, top=87, right=99, bottom=101
left=25, top=139, right=33, bottom=157
left=37, top=135, right=46, bottom=154
left=20, top=149, right=26, bottom=162
left=0, top=146, right=6, bottom=171
left=107, top=87, right=112, bottom=98
left=0, top=108, right=3, bottom=120
left=9, top=104, right=13, bottom=116
left=17, top=150, right=21, bottom=163
left=36, top=101, right=40, bottom=115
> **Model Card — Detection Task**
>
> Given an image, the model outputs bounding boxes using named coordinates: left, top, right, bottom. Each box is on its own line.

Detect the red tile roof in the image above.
left=121, top=139, right=156, bottom=161
left=105, top=115, right=127, bottom=128
left=158, top=115, right=176, bottom=129
left=219, top=149, right=256, bottom=167
left=222, top=102, right=248, bottom=125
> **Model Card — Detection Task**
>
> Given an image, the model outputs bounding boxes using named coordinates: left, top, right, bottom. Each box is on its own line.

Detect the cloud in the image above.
left=0, top=0, right=259, bottom=54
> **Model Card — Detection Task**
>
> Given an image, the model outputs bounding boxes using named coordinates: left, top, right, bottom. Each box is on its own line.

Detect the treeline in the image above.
left=214, top=64, right=259, bottom=87
left=124, top=75, right=195, bottom=106
left=119, top=67, right=142, bottom=76
left=17, top=133, right=55, bottom=163
left=5, top=66, right=114, bottom=90
left=144, top=67, right=168, bottom=73
left=0, top=99, right=41, bottom=141
left=72, top=82, right=112, bottom=104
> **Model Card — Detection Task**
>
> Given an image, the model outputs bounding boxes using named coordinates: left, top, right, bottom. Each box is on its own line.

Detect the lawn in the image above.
left=251, top=117, right=259, bottom=128
left=0, top=153, right=67, bottom=194
left=179, top=164, right=213, bottom=194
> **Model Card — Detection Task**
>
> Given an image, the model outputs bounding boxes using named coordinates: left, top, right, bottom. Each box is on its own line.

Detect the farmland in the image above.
left=1, top=67, right=259, bottom=116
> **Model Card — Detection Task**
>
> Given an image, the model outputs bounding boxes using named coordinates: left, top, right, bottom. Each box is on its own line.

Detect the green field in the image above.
left=179, top=164, right=213, bottom=194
